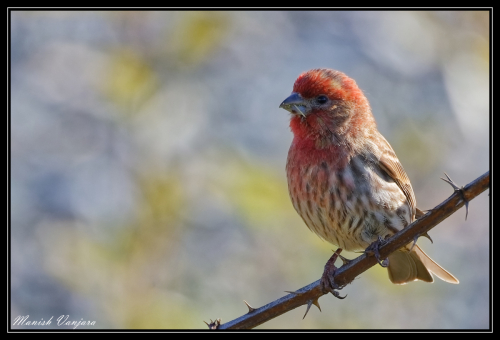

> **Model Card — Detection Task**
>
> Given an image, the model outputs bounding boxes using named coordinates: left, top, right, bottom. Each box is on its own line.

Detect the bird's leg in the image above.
left=365, top=236, right=389, bottom=267
left=319, top=248, right=347, bottom=299
left=441, top=172, right=470, bottom=220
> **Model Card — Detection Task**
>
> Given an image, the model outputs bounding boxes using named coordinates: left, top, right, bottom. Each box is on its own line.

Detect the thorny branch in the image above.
left=207, top=171, right=489, bottom=330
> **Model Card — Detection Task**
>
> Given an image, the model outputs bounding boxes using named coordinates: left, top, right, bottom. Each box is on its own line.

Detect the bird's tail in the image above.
left=387, top=244, right=459, bottom=284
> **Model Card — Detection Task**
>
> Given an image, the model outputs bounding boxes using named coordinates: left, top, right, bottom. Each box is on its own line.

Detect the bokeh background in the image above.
left=10, top=11, right=490, bottom=329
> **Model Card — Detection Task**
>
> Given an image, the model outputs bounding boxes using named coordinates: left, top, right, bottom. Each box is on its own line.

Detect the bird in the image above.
left=279, top=68, right=458, bottom=287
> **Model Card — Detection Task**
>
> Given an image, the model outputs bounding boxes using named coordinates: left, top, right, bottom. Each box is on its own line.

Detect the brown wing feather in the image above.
left=376, top=136, right=417, bottom=221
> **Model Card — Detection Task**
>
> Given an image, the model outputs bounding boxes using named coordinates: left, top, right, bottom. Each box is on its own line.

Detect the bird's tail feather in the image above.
left=387, top=244, right=459, bottom=284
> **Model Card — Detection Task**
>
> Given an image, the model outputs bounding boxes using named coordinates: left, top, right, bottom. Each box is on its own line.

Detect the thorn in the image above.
left=410, top=235, right=418, bottom=252
left=302, top=298, right=322, bottom=319
left=204, top=318, right=221, bottom=329
left=415, top=207, right=427, bottom=219
left=312, top=298, right=321, bottom=312
left=410, top=230, right=434, bottom=253
left=421, top=232, right=433, bottom=244
left=285, top=290, right=301, bottom=296
left=441, top=172, right=469, bottom=220
left=303, top=300, right=313, bottom=319
left=338, top=254, right=352, bottom=266
left=410, top=233, right=434, bottom=251
left=243, top=300, right=256, bottom=313
left=326, top=248, right=350, bottom=265
left=441, top=172, right=460, bottom=190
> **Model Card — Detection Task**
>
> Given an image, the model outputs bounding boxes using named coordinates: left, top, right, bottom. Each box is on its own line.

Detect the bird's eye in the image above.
left=316, top=95, right=328, bottom=104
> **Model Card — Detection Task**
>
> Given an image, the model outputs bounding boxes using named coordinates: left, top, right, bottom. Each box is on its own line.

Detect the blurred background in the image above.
left=10, top=11, right=489, bottom=329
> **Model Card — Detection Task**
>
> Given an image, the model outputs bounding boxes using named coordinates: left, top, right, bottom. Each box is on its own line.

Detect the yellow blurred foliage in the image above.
left=101, top=49, right=158, bottom=112
left=38, top=170, right=193, bottom=328
left=214, top=159, right=292, bottom=228
left=135, top=170, right=186, bottom=225
left=166, top=12, right=230, bottom=66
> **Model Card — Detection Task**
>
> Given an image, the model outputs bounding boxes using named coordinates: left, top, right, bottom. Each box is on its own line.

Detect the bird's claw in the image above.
left=320, top=275, right=347, bottom=300
left=330, top=290, right=347, bottom=299
left=441, top=172, right=469, bottom=220
left=365, top=236, right=389, bottom=267
left=319, top=248, right=347, bottom=299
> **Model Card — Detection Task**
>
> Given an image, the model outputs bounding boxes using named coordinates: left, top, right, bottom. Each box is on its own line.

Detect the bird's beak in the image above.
left=279, top=92, right=308, bottom=117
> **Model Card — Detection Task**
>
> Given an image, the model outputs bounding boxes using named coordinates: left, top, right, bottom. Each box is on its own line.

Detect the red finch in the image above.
left=280, top=68, right=458, bottom=285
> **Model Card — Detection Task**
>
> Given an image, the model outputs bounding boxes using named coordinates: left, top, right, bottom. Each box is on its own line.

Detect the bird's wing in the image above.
left=375, top=135, right=417, bottom=221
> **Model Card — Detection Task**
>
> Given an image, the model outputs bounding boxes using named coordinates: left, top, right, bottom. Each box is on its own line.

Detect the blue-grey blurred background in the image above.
left=10, top=11, right=489, bottom=329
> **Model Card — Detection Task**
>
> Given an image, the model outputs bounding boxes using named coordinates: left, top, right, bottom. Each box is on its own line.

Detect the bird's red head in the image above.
left=292, top=68, right=364, bottom=102
left=280, top=68, right=375, bottom=146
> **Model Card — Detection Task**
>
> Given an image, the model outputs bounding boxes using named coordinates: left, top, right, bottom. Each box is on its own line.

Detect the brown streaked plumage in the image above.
left=280, top=68, right=458, bottom=284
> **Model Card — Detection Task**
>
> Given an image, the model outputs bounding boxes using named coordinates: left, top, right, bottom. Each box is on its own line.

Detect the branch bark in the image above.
left=211, top=171, right=489, bottom=330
